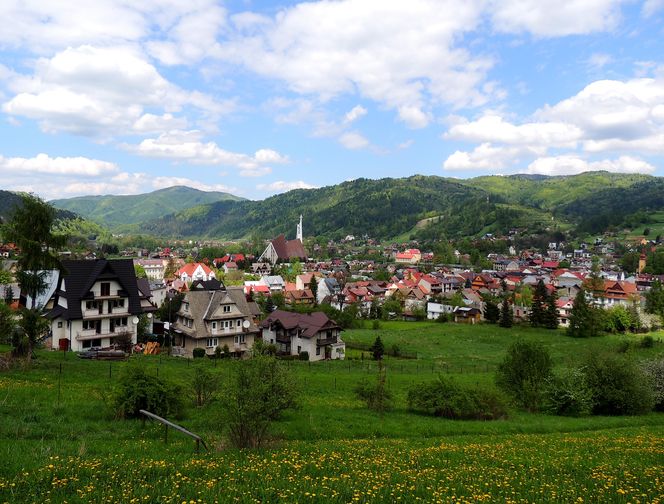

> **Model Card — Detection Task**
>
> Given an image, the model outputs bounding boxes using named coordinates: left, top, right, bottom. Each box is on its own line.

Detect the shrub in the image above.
left=390, top=344, right=401, bottom=357
left=408, top=376, right=508, bottom=420
left=641, top=335, right=655, bottom=348
left=113, top=331, right=133, bottom=353
left=616, top=340, right=631, bottom=354
left=544, top=368, right=594, bottom=417
left=113, top=367, right=184, bottom=419
left=224, top=356, right=298, bottom=448
left=354, top=362, right=392, bottom=414
left=214, top=345, right=222, bottom=359
left=253, top=339, right=277, bottom=356
left=192, top=347, right=206, bottom=359
left=436, top=313, right=448, bottom=323
left=496, top=340, right=552, bottom=412
left=372, top=319, right=381, bottom=330
left=192, top=366, right=217, bottom=407
left=298, top=351, right=309, bottom=361
left=641, top=358, right=664, bottom=411
left=583, top=353, right=654, bottom=415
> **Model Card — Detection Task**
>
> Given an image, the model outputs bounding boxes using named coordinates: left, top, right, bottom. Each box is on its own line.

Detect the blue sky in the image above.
left=0, top=0, right=663, bottom=201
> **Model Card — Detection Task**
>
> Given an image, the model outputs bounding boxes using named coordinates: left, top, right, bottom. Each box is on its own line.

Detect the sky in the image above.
left=0, top=0, right=664, bottom=201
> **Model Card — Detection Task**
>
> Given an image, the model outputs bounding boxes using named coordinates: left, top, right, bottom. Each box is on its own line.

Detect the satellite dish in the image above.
left=242, top=320, right=250, bottom=329
left=132, top=316, right=139, bottom=325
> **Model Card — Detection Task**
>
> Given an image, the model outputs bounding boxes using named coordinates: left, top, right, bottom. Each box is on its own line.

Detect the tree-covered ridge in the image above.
left=0, top=190, right=77, bottom=223
left=143, top=176, right=503, bottom=239
left=50, top=185, right=245, bottom=230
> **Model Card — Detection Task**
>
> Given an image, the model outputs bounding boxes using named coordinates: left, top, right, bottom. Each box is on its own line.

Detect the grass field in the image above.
left=1, top=322, right=663, bottom=502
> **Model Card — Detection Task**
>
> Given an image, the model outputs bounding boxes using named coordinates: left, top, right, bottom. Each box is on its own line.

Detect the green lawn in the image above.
left=1, top=322, right=663, bottom=502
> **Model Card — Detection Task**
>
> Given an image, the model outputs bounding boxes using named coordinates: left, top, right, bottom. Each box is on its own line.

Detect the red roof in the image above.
left=177, top=262, right=213, bottom=277
left=271, top=234, right=307, bottom=260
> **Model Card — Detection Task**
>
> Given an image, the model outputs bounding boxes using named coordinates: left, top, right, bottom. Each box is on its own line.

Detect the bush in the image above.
left=583, top=353, right=654, bottom=415
left=544, top=368, right=594, bottom=417
left=408, top=376, right=508, bottom=420
left=641, top=335, right=655, bottom=348
left=192, top=366, right=217, bottom=407
left=354, top=362, right=392, bottom=414
left=113, top=367, right=184, bottom=419
left=298, top=351, right=309, bottom=361
left=616, top=340, right=631, bottom=354
left=641, top=358, right=664, bottom=411
left=370, top=336, right=385, bottom=360
left=192, top=347, right=206, bottom=359
left=214, top=346, right=222, bottom=359
left=112, top=331, right=133, bottom=353
left=496, top=340, right=552, bottom=412
left=372, top=320, right=381, bottom=330
left=390, top=344, right=401, bottom=357
left=253, top=339, right=277, bottom=356
left=224, top=356, right=298, bottom=448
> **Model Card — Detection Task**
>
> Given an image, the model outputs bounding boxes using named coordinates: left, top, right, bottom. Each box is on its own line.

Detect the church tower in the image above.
left=296, top=215, right=303, bottom=242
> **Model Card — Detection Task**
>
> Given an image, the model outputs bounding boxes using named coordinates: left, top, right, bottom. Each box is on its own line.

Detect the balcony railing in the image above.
left=316, top=336, right=338, bottom=346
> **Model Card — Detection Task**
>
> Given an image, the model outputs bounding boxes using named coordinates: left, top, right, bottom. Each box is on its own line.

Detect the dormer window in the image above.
left=223, top=305, right=231, bottom=313
left=100, top=282, right=110, bottom=296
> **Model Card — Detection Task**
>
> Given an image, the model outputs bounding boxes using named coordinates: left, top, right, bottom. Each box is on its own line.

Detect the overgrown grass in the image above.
left=1, top=322, right=663, bottom=502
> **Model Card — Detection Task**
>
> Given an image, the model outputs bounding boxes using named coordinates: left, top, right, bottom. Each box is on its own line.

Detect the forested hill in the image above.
left=51, top=186, right=245, bottom=230
left=1, top=190, right=77, bottom=223
left=141, top=172, right=664, bottom=240
left=143, top=176, right=501, bottom=239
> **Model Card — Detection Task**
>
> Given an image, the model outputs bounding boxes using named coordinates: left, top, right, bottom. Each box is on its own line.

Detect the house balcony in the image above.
left=76, top=331, right=132, bottom=341
left=316, top=336, right=338, bottom=346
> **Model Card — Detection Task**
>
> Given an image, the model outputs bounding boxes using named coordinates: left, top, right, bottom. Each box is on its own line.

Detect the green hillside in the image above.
left=50, top=186, right=244, bottom=230
left=1, top=190, right=78, bottom=223
left=143, top=176, right=503, bottom=239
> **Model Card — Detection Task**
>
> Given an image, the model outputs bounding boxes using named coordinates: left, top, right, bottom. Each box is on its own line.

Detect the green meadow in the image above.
left=1, top=322, right=663, bottom=503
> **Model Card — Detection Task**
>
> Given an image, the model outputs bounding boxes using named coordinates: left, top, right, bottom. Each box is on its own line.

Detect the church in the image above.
left=258, top=216, right=307, bottom=265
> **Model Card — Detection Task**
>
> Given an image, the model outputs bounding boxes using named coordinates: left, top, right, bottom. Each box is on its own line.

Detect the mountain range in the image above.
left=2, top=171, right=663, bottom=241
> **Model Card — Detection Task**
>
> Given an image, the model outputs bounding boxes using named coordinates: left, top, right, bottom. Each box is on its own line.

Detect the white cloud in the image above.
left=339, top=132, right=370, bottom=150
left=642, top=0, right=664, bottom=16
left=0, top=0, right=226, bottom=62
left=216, top=0, right=495, bottom=127
left=126, top=130, right=287, bottom=176
left=443, top=143, right=531, bottom=171
left=0, top=153, right=118, bottom=176
left=2, top=46, right=226, bottom=137
left=257, top=180, right=317, bottom=193
left=526, top=155, right=656, bottom=176
left=343, top=105, right=367, bottom=124
left=587, top=53, right=613, bottom=71
left=446, top=114, right=582, bottom=149
left=489, top=0, right=626, bottom=37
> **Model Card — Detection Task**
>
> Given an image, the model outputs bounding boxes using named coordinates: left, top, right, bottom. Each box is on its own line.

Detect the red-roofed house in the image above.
left=395, top=249, right=422, bottom=264
left=176, top=263, right=216, bottom=283
left=259, top=234, right=307, bottom=265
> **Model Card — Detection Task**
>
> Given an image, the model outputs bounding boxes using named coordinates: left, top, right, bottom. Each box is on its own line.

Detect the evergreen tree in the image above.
left=309, top=276, right=318, bottom=306
left=544, top=288, right=559, bottom=329
left=483, top=299, right=500, bottom=324
left=567, top=289, right=600, bottom=338
left=370, top=335, right=385, bottom=360
left=265, top=296, right=275, bottom=313
left=499, top=298, right=513, bottom=328
left=645, top=279, right=664, bottom=318
left=530, top=279, right=547, bottom=327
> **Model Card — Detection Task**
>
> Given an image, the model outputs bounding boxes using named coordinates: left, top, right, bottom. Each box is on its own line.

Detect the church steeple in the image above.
left=296, top=215, right=303, bottom=242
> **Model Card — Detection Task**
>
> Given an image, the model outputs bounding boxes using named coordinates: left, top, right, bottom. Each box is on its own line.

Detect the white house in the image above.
left=46, top=259, right=151, bottom=352
left=260, top=310, right=345, bottom=361
left=176, top=263, right=216, bottom=283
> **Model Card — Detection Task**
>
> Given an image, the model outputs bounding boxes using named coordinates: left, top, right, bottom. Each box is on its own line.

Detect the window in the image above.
left=82, top=320, right=95, bottom=331
left=211, top=322, right=217, bottom=330
left=100, top=282, right=110, bottom=296
left=206, top=338, right=218, bottom=348
left=82, top=338, right=102, bottom=349
left=57, top=322, right=63, bottom=328
left=234, top=334, right=245, bottom=344
left=115, top=317, right=128, bottom=327
left=316, top=346, right=320, bottom=356
left=85, top=301, right=98, bottom=310
left=183, top=302, right=189, bottom=312
left=297, top=345, right=301, bottom=354
left=112, top=299, right=125, bottom=309
left=223, top=305, right=231, bottom=313
left=224, top=320, right=230, bottom=328
left=236, top=319, right=241, bottom=327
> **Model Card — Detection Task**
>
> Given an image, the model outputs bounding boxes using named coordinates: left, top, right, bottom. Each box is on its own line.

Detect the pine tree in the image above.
left=499, top=298, right=513, bottom=328
left=530, top=279, right=547, bottom=327
left=544, top=289, right=559, bottom=329
left=567, top=289, right=594, bottom=337
left=309, top=276, right=318, bottom=306
left=483, top=299, right=500, bottom=324
left=370, top=336, right=385, bottom=360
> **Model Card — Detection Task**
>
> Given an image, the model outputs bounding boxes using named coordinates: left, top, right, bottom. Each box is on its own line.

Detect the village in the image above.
left=2, top=214, right=663, bottom=361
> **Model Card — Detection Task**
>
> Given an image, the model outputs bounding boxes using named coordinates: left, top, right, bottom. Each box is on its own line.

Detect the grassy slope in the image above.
left=1, top=323, right=663, bottom=502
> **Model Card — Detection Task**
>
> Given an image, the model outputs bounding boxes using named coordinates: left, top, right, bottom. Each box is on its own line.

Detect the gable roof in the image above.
left=47, top=259, right=143, bottom=321
left=261, top=309, right=340, bottom=338
left=271, top=234, right=307, bottom=260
